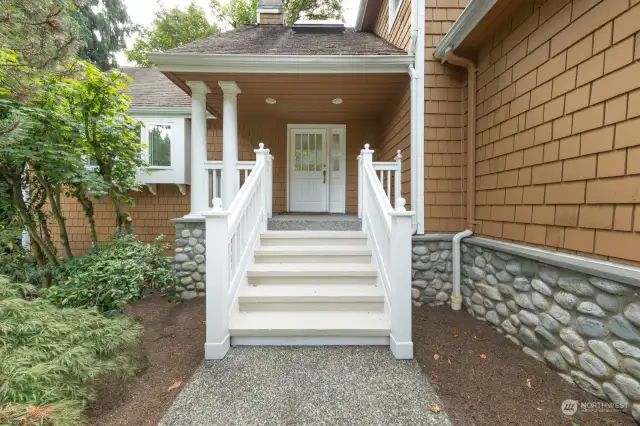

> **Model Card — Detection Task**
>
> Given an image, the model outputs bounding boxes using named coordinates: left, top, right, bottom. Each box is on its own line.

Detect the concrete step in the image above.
left=254, top=245, right=372, bottom=264
left=259, top=231, right=368, bottom=247
left=246, top=263, right=378, bottom=285
left=238, top=284, right=384, bottom=311
left=229, top=311, right=390, bottom=337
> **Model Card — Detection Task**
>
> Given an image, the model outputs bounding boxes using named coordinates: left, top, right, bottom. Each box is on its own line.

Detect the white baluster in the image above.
left=203, top=197, right=230, bottom=359
left=386, top=170, right=391, bottom=202
left=394, top=149, right=402, bottom=204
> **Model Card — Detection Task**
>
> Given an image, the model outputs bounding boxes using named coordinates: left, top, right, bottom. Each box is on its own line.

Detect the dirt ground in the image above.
left=89, top=295, right=205, bottom=426
left=414, top=304, right=636, bottom=426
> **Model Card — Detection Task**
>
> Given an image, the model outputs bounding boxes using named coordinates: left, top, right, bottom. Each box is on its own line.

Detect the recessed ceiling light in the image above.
left=265, top=98, right=276, bottom=104
left=332, top=98, right=343, bottom=105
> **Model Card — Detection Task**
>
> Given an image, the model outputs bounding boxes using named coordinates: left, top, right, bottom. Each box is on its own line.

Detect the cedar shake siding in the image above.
left=425, top=0, right=468, bottom=232
left=443, top=0, right=640, bottom=265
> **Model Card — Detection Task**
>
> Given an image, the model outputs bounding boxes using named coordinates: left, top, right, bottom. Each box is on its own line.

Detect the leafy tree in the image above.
left=125, top=3, right=220, bottom=67
left=211, top=0, right=343, bottom=28
left=0, top=0, right=79, bottom=101
left=73, top=0, right=136, bottom=71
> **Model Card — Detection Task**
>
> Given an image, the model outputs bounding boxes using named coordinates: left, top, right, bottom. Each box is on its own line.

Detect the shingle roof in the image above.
left=166, top=25, right=406, bottom=55
left=120, top=67, right=191, bottom=109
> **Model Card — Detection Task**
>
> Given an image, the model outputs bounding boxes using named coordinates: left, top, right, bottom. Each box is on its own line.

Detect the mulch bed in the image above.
left=413, top=305, right=636, bottom=426
left=89, top=295, right=205, bottom=426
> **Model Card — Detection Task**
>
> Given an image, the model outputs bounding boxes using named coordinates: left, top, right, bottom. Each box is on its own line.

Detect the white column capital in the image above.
left=218, top=81, right=242, bottom=97
left=186, top=81, right=211, bottom=96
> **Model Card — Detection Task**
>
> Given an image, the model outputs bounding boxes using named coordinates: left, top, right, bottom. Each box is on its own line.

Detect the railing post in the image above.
left=394, top=149, right=402, bottom=205
left=359, top=144, right=374, bottom=230
left=202, top=198, right=230, bottom=359
left=388, top=197, right=415, bottom=360
left=254, top=143, right=271, bottom=228
left=357, top=154, right=362, bottom=218
left=268, top=154, right=274, bottom=218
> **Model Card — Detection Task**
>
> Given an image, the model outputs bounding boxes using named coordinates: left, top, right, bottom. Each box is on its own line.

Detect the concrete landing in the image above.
left=159, top=346, right=450, bottom=426
left=268, top=214, right=362, bottom=231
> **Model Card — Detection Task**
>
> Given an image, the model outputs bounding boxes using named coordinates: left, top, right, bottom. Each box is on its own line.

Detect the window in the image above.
left=145, top=123, right=172, bottom=167
left=388, top=0, right=402, bottom=29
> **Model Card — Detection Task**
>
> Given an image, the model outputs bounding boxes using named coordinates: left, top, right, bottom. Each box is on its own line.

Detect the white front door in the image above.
left=289, top=128, right=329, bottom=212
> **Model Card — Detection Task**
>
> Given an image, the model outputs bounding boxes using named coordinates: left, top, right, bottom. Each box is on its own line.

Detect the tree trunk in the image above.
left=32, top=170, right=73, bottom=259
left=76, top=189, right=98, bottom=245
left=108, top=187, right=132, bottom=234
left=11, top=182, right=59, bottom=266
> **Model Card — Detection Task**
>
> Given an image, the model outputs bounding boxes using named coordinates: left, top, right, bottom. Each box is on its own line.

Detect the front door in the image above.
left=289, top=128, right=329, bottom=212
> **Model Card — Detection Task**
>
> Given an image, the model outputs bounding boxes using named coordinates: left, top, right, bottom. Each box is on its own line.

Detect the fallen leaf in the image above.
left=433, top=353, right=440, bottom=361
left=451, top=331, right=460, bottom=338
left=201, top=321, right=206, bottom=325
left=167, top=380, right=183, bottom=392
left=447, top=359, right=452, bottom=365
left=431, top=370, right=438, bottom=379
left=430, top=405, right=441, bottom=413
left=479, top=353, right=487, bottom=359
left=526, top=378, right=532, bottom=388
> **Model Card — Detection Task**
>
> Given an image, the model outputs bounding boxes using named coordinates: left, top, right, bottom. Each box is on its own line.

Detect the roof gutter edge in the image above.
left=433, top=0, right=497, bottom=62
left=147, top=53, right=414, bottom=74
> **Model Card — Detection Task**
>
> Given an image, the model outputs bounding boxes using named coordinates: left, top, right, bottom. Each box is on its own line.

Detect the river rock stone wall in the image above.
left=458, top=241, right=640, bottom=421
left=411, top=239, right=454, bottom=306
left=172, top=219, right=206, bottom=300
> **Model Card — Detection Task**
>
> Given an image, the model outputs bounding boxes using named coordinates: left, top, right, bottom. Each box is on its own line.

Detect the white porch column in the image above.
left=186, top=81, right=211, bottom=216
left=219, top=81, right=242, bottom=209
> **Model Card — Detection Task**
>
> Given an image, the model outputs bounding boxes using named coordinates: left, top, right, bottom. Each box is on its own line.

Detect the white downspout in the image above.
left=440, top=48, right=478, bottom=311
left=451, top=229, right=473, bottom=310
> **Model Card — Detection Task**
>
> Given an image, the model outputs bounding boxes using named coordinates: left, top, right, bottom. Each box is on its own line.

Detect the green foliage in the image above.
left=211, top=0, right=343, bottom=28
left=0, top=0, right=79, bottom=100
left=126, top=3, right=220, bottom=67
left=42, top=235, right=175, bottom=313
left=73, top=0, right=136, bottom=70
left=0, top=276, right=142, bottom=425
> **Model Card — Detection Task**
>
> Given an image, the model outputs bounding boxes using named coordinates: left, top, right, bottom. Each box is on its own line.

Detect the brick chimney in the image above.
left=257, top=0, right=285, bottom=25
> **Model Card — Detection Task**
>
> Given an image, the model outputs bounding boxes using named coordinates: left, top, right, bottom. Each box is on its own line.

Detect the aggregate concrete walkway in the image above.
left=159, top=346, right=450, bottom=426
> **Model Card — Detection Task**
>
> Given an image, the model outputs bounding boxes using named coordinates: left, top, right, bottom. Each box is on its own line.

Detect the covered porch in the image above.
left=162, top=71, right=413, bottom=219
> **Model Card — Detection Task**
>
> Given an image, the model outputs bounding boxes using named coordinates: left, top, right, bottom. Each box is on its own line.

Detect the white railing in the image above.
left=358, top=144, right=415, bottom=360
left=372, top=150, right=402, bottom=205
left=202, top=144, right=273, bottom=359
left=204, top=161, right=256, bottom=207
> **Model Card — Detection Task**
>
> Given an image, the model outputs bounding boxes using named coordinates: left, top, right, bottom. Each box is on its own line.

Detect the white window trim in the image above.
left=388, top=0, right=404, bottom=31
left=141, top=121, right=174, bottom=169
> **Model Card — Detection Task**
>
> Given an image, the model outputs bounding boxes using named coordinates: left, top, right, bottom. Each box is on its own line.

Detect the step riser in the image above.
left=239, top=301, right=384, bottom=312
left=231, top=336, right=389, bottom=346
left=230, top=329, right=389, bottom=337
left=254, top=255, right=372, bottom=264
left=261, top=238, right=367, bottom=247
left=247, top=276, right=378, bottom=286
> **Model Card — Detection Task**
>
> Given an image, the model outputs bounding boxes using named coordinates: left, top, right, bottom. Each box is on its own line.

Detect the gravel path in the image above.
left=160, top=346, right=449, bottom=426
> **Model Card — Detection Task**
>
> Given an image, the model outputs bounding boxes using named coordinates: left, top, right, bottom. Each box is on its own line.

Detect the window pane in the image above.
left=332, top=134, right=340, bottom=172
left=295, top=134, right=301, bottom=171
left=148, top=124, right=171, bottom=166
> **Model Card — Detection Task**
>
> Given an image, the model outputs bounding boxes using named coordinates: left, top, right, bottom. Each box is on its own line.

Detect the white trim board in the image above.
left=147, top=53, right=414, bottom=74
left=286, top=124, right=347, bottom=213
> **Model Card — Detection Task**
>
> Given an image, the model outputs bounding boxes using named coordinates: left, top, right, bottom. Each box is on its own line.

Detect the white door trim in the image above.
left=286, top=124, right=347, bottom=213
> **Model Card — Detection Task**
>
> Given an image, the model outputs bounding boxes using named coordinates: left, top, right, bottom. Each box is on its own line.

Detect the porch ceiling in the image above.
left=165, top=72, right=409, bottom=121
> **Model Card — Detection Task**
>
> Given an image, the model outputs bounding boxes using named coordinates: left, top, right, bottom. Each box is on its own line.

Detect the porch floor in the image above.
left=268, top=214, right=362, bottom=231
left=159, top=346, right=449, bottom=426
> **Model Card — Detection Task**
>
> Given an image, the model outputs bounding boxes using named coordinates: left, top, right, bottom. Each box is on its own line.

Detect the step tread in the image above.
left=255, top=245, right=372, bottom=256
left=260, top=231, right=366, bottom=239
left=230, top=311, right=390, bottom=334
left=247, top=263, right=378, bottom=276
left=239, top=284, right=384, bottom=301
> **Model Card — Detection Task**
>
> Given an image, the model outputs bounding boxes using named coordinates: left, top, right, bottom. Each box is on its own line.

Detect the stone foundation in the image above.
left=411, top=237, right=454, bottom=306
left=413, top=235, right=640, bottom=420
left=172, top=218, right=206, bottom=300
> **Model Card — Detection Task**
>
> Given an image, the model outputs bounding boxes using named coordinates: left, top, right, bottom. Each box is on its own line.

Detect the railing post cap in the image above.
left=395, top=197, right=406, bottom=212
left=212, top=197, right=223, bottom=211
left=254, top=142, right=270, bottom=154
